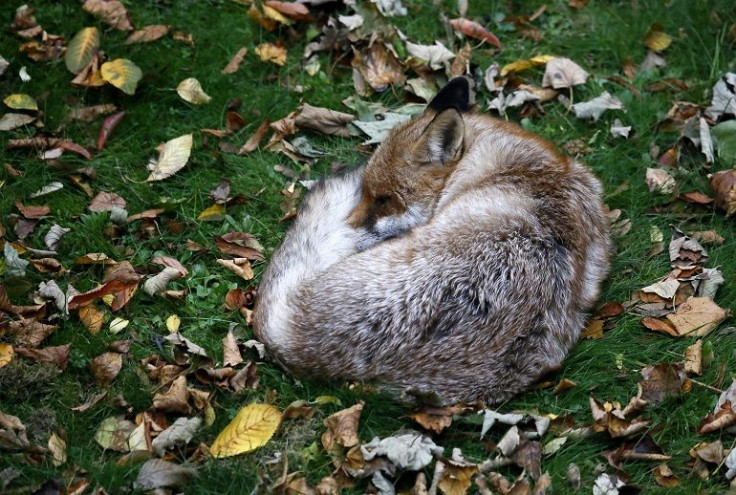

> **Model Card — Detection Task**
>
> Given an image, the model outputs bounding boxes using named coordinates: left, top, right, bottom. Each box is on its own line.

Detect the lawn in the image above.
left=1, top=0, right=736, bottom=493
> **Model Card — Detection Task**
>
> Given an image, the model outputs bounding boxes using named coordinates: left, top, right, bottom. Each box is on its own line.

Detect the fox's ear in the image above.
left=426, top=76, right=475, bottom=114
left=413, top=108, right=465, bottom=166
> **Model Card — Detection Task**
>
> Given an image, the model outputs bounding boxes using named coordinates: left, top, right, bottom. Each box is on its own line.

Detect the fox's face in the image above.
left=348, top=107, right=467, bottom=238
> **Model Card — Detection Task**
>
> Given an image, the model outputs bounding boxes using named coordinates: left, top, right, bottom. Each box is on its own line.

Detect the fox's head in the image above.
left=348, top=77, right=474, bottom=237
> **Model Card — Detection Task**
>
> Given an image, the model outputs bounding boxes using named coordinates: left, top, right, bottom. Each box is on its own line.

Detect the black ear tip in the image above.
left=428, top=77, right=475, bottom=113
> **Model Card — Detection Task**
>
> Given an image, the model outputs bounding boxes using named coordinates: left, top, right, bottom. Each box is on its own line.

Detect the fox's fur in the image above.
left=254, top=78, right=611, bottom=405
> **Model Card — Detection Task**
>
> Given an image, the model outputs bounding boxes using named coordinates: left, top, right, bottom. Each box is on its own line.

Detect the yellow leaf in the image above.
left=644, top=30, right=672, bottom=52
left=102, top=294, right=115, bottom=307
left=146, top=134, right=193, bottom=181
left=198, top=203, right=226, bottom=221
left=210, top=403, right=281, bottom=458
left=255, top=43, right=287, bottom=66
left=166, top=314, right=181, bottom=333
left=65, top=27, right=100, bottom=74
left=0, top=344, right=14, bottom=368
left=501, top=54, right=555, bottom=76
left=4, top=94, right=38, bottom=111
left=176, top=77, right=211, bottom=104
left=101, top=59, right=143, bottom=95
left=262, top=5, right=291, bottom=25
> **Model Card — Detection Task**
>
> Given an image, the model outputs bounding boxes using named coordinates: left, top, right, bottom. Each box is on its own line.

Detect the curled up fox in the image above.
left=254, top=77, right=611, bottom=405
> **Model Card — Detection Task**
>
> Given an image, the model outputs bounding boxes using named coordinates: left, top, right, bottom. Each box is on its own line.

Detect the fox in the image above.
left=253, top=77, right=611, bottom=405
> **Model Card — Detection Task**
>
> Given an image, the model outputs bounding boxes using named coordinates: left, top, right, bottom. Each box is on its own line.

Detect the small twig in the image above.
left=692, top=379, right=724, bottom=394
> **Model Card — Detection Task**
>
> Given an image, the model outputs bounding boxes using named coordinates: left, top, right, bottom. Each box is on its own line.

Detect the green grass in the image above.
left=1, top=0, right=736, bottom=493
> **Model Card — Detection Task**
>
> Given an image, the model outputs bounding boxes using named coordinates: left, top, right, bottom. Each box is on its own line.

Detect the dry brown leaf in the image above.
left=215, top=233, right=265, bottom=260
left=223, top=330, right=244, bottom=367
left=542, top=57, right=588, bottom=88
left=666, top=297, right=728, bottom=337
left=15, top=201, right=50, bottom=219
left=351, top=43, right=405, bottom=92
left=449, top=18, right=502, bottom=48
left=553, top=378, right=577, bottom=395
left=653, top=463, right=680, bottom=488
left=283, top=400, right=316, bottom=420
left=222, top=47, right=248, bottom=74
left=89, top=191, right=126, bottom=212
left=238, top=119, right=271, bottom=154
left=153, top=375, right=191, bottom=414
left=216, top=258, right=255, bottom=280
left=437, top=458, right=478, bottom=495
left=125, top=25, right=169, bottom=44
left=0, top=113, right=36, bottom=131
left=134, top=459, right=198, bottom=491
left=83, top=0, right=133, bottom=30
left=410, top=404, right=469, bottom=434
left=639, top=363, right=690, bottom=403
left=143, top=267, right=184, bottom=296
left=90, top=351, right=123, bottom=386
left=0, top=344, right=14, bottom=368
left=698, top=401, right=736, bottom=434
left=152, top=256, right=189, bottom=277
left=265, top=1, right=311, bottom=21
left=255, top=42, right=287, bottom=66
left=48, top=431, right=67, bottom=466
left=322, top=401, right=363, bottom=453
left=294, top=104, right=355, bottom=137
left=580, top=319, right=604, bottom=339
left=688, top=230, right=725, bottom=245
left=710, top=167, right=736, bottom=217
left=14, top=343, right=71, bottom=370
left=684, top=339, right=703, bottom=375
left=8, top=319, right=57, bottom=347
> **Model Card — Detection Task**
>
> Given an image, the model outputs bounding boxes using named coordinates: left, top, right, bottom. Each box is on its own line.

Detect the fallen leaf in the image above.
left=322, top=401, right=363, bottom=453
left=146, top=134, right=193, bottom=181
left=44, top=224, right=70, bottom=251
left=581, top=319, right=604, bottom=339
left=644, top=26, right=673, bottom=52
left=48, top=431, right=67, bottom=466
left=351, top=43, right=405, bottom=92
left=89, top=191, right=126, bottom=212
left=101, top=59, right=142, bottom=95
left=406, top=41, right=455, bottom=70
left=449, top=18, right=502, bottom=48
left=90, top=351, right=123, bottom=386
left=177, top=78, right=211, bottom=104
left=216, top=258, right=255, bottom=280
left=125, top=25, right=169, bottom=44
left=653, top=463, right=679, bottom=488
left=542, top=57, right=588, bottom=88
left=83, top=0, right=133, bottom=30
left=143, top=267, right=185, bottom=296
left=684, top=339, right=703, bottom=375
left=639, top=363, right=690, bottom=402
left=0, top=412, right=30, bottom=450
left=353, top=112, right=411, bottom=145
left=153, top=375, right=191, bottom=414
left=646, top=167, right=676, bottom=194
left=698, top=401, right=736, bottom=434
left=362, top=432, right=443, bottom=471
left=3, top=94, right=37, bottom=111
left=65, top=27, right=100, bottom=74
left=98, top=111, right=126, bottom=150
left=666, top=297, right=728, bottom=337
left=210, top=403, right=281, bottom=457
left=409, top=404, right=469, bottom=434
left=710, top=167, right=736, bottom=217
left=0, top=113, right=35, bottom=131
left=9, top=319, right=57, bottom=347
left=255, top=42, right=287, bottom=66
left=198, top=203, right=226, bottom=221
left=294, top=104, right=354, bottom=137
left=0, top=344, right=14, bottom=368
left=14, top=344, right=70, bottom=370
left=215, top=233, right=264, bottom=260
left=572, top=92, right=623, bottom=121
left=94, top=416, right=136, bottom=452
left=109, top=317, right=129, bottom=334
left=223, top=330, right=244, bottom=367
left=151, top=417, right=202, bottom=456
left=166, top=314, right=181, bottom=333
left=706, top=73, right=736, bottom=120
left=265, top=1, right=311, bottom=21
left=222, top=47, right=248, bottom=74
left=134, top=459, right=198, bottom=491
